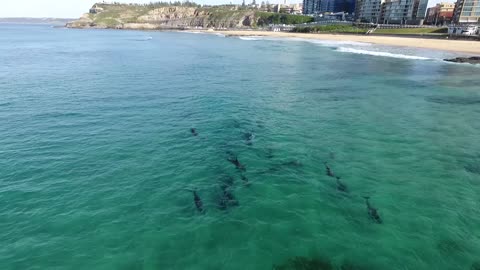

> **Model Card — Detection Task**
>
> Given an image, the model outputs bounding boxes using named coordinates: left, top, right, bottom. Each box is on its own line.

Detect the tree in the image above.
left=242, top=0, right=246, bottom=7
left=252, top=0, right=256, bottom=5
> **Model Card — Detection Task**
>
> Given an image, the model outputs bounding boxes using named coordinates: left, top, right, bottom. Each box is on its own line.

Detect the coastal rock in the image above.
left=444, top=56, right=480, bottom=65
left=65, top=14, right=93, bottom=28
left=122, top=23, right=162, bottom=30
left=138, top=7, right=207, bottom=21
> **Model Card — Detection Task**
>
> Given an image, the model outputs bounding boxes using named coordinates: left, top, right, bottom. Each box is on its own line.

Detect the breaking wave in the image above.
left=336, top=47, right=431, bottom=60
left=238, top=36, right=264, bottom=41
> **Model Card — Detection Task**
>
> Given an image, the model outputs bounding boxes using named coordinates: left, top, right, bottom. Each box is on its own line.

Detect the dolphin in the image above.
left=363, top=196, right=382, bottom=224
left=221, top=175, right=235, bottom=187
left=240, top=174, right=251, bottom=186
left=190, top=128, right=198, bottom=136
left=282, top=160, right=303, bottom=167
left=227, top=155, right=246, bottom=171
left=335, top=177, right=348, bottom=192
left=193, top=190, right=204, bottom=213
left=243, top=132, right=255, bottom=145
left=265, top=148, right=274, bottom=159
left=218, top=184, right=239, bottom=210
left=324, top=162, right=335, bottom=177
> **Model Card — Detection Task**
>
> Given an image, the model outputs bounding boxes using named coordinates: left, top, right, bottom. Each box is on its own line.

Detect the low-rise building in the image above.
left=448, top=24, right=479, bottom=34
left=426, top=2, right=455, bottom=25
left=89, top=4, right=104, bottom=14
left=276, top=3, right=304, bottom=13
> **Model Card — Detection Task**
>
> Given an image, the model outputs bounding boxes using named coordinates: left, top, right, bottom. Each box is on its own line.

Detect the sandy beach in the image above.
left=210, top=30, right=480, bottom=55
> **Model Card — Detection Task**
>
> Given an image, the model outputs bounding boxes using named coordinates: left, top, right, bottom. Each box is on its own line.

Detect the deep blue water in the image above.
left=1, top=24, right=480, bottom=270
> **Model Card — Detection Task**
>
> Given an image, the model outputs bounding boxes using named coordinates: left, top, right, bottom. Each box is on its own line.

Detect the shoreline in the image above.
left=204, top=30, right=480, bottom=55
left=63, top=26, right=480, bottom=55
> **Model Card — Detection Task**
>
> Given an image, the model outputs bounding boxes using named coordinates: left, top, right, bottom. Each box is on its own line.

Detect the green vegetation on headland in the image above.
left=67, top=2, right=314, bottom=29
left=291, top=25, right=366, bottom=34
left=255, top=12, right=314, bottom=26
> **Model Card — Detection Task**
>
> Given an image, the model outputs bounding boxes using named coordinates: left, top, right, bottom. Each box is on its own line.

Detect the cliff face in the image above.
left=66, top=4, right=312, bottom=30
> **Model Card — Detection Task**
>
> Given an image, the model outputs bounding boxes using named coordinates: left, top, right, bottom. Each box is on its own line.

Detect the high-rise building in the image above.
left=325, top=0, right=356, bottom=13
left=453, top=0, right=480, bottom=24
left=340, top=0, right=357, bottom=13
left=356, top=0, right=384, bottom=23
left=320, top=0, right=336, bottom=12
left=303, top=0, right=321, bottom=14
left=303, top=0, right=356, bottom=14
left=356, top=0, right=427, bottom=24
left=382, top=0, right=414, bottom=24
left=355, top=0, right=365, bottom=20
left=415, top=0, right=429, bottom=20
left=382, top=0, right=428, bottom=24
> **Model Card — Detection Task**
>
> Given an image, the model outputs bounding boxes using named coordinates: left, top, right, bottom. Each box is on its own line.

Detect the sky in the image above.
left=0, top=0, right=446, bottom=18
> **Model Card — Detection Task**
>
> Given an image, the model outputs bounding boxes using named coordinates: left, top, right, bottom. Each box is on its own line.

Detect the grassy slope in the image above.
left=90, top=4, right=151, bottom=26
left=374, top=28, right=448, bottom=35
left=292, top=25, right=366, bottom=34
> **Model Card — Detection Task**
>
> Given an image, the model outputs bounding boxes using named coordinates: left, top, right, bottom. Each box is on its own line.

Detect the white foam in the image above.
left=237, top=36, right=371, bottom=47
left=238, top=36, right=264, bottom=41
left=134, top=36, right=153, bottom=41
left=336, top=47, right=431, bottom=60
left=214, top=33, right=226, bottom=37
left=289, top=38, right=372, bottom=47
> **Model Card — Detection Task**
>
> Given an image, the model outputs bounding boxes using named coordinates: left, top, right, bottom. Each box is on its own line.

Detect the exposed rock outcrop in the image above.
left=444, top=56, right=480, bottom=65
left=66, top=14, right=94, bottom=28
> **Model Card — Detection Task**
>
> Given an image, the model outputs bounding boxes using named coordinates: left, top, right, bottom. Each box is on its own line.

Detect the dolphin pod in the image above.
left=186, top=124, right=385, bottom=224
left=324, top=160, right=383, bottom=223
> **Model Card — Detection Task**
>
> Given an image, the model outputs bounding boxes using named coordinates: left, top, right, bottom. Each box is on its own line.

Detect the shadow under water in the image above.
left=273, top=256, right=333, bottom=270
left=465, top=162, right=480, bottom=175
left=425, top=96, right=480, bottom=105
left=471, top=261, right=480, bottom=270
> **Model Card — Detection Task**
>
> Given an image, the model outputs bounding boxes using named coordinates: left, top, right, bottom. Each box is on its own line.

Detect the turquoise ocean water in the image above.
left=1, top=24, right=480, bottom=270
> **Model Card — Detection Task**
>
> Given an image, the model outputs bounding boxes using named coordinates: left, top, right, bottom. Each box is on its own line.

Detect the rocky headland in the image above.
left=66, top=3, right=313, bottom=30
